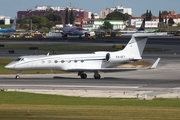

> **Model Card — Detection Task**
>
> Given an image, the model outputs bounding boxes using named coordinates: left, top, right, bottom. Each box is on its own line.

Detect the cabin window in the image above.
left=54, top=60, right=58, bottom=63
left=74, top=60, right=77, bottom=63
left=61, top=60, right=64, bottom=63
left=81, top=60, right=84, bottom=63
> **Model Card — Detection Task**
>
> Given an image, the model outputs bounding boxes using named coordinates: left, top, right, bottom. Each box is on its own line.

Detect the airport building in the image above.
left=83, top=20, right=126, bottom=31
left=100, top=5, right=132, bottom=19
left=0, top=15, right=11, bottom=25
left=17, top=6, right=90, bottom=22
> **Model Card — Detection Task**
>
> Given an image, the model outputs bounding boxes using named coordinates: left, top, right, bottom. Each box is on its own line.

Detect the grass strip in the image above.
left=0, top=91, right=180, bottom=120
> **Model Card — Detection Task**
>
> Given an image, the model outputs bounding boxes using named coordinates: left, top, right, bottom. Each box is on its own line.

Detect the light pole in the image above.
left=30, top=19, right=32, bottom=37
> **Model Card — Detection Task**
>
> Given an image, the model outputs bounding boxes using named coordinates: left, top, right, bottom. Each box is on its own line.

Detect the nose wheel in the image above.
left=15, top=71, right=22, bottom=79
left=15, top=75, right=20, bottom=79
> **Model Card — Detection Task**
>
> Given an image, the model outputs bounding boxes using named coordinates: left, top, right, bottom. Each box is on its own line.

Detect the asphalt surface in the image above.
left=0, top=36, right=180, bottom=99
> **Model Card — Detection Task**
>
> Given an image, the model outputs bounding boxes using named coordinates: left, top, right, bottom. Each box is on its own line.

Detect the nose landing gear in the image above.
left=15, top=71, right=22, bottom=79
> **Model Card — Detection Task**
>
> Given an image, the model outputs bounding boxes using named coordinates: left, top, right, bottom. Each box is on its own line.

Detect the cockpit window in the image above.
left=14, top=58, right=22, bottom=61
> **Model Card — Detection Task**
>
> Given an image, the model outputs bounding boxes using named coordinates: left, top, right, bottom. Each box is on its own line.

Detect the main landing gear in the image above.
left=62, top=34, right=68, bottom=40
left=79, top=35, right=83, bottom=39
left=78, top=71, right=101, bottom=79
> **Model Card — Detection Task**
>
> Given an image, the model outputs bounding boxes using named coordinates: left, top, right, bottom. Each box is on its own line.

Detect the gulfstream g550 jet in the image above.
left=5, top=33, right=161, bottom=79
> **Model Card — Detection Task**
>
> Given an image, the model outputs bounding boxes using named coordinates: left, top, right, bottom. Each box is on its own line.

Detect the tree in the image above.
left=146, top=10, right=149, bottom=20
left=168, top=17, right=175, bottom=26
left=100, top=21, right=113, bottom=30
left=141, top=10, right=153, bottom=21
left=69, top=9, right=75, bottom=25
left=45, top=13, right=61, bottom=22
left=0, top=20, right=4, bottom=24
left=162, top=10, right=169, bottom=15
left=145, top=10, right=152, bottom=21
left=148, top=10, right=152, bottom=21
left=158, top=11, right=165, bottom=27
left=91, top=13, right=95, bottom=24
left=159, top=11, right=162, bottom=22
left=30, top=16, right=48, bottom=25
left=105, top=11, right=130, bottom=21
left=65, top=8, right=69, bottom=24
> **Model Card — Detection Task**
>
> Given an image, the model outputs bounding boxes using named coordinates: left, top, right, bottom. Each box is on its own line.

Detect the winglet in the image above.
left=149, top=58, right=161, bottom=69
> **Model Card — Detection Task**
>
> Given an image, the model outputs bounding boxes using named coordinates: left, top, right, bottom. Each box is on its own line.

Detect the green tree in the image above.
left=0, top=20, right=4, bottom=24
left=162, top=10, right=169, bottom=15
left=45, top=13, right=61, bottom=22
left=91, top=13, right=95, bottom=24
left=159, top=11, right=162, bottom=22
left=100, top=21, right=113, bottom=30
left=46, top=21, right=55, bottom=29
left=69, top=9, right=75, bottom=25
left=148, top=10, right=152, bottom=20
left=105, top=11, right=130, bottom=21
left=146, top=10, right=149, bottom=20
left=65, top=8, right=69, bottom=24
left=142, top=10, right=153, bottom=21
left=158, top=11, right=165, bottom=27
left=28, top=16, right=48, bottom=26
left=39, top=27, right=49, bottom=33
left=168, top=17, right=175, bottom=26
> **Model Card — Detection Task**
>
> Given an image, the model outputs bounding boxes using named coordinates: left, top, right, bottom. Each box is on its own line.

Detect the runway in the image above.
left=0, top=36, right=180, bottom=99
left=0, top=66, right=180, bottom=99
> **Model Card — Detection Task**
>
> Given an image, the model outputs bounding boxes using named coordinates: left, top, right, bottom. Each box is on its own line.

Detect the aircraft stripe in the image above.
left=15, top=58, right=106, bottom=66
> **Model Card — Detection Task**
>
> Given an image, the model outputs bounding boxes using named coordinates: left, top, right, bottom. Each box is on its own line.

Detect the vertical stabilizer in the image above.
left=10, top=17, right=16, bottom=30
left=122, top=33, right=148, bottom=60
left=138, top=18, right=145, bottom=31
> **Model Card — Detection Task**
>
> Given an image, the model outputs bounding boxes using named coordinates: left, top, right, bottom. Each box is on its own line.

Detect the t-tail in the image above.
left=122, top=33, right=148, bottom=60
left=9, top=17, right=16, bottom=30
left=138, top=18, right=145, bottom=31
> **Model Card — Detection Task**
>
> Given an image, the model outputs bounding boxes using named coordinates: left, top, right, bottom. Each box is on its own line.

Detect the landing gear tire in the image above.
left=80, top=74, right=87, bottom=79
left=79, top=35, right=82, bottom=39
left=94, top=74, right=101, bottom=79
left=15, top=75, right=20, bottom=79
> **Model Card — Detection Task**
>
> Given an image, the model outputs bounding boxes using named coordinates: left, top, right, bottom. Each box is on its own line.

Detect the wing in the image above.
left=67, top=58, right=160, bottom=72
left=67, top=68, right=145, bottom=72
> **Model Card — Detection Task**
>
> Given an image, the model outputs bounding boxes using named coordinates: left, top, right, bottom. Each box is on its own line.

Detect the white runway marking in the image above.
left=0, top=84, right=139, bottom=89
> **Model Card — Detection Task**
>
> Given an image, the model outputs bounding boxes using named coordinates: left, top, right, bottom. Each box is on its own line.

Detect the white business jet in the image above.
left=5, top=33, right=161, bottom=79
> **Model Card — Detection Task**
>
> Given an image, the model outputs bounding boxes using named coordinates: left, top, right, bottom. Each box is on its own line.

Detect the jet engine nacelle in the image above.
left=105, top=53, right=129, bottom=63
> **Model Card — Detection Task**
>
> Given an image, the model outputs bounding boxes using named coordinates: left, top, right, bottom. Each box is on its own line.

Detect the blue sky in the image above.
left=0, top=0, right=180, bottom=18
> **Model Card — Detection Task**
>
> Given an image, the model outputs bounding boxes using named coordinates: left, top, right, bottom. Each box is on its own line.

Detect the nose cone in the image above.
left=5, top=63, right=15, bottom=70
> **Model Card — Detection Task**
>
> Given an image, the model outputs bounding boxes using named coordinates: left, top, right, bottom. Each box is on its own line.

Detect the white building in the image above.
left=100, top=6, right=132, bottom=19
left=94, top=20, right=126, bottom=30
left=35, top=5, right=84, bottom=11
left=83, top=20, right=126, bottom=31
left=88, top=12, right=99, bottom=19
left=0, top=16, right=10, bottom=25
left=35, top=6, right=66, bottom=11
